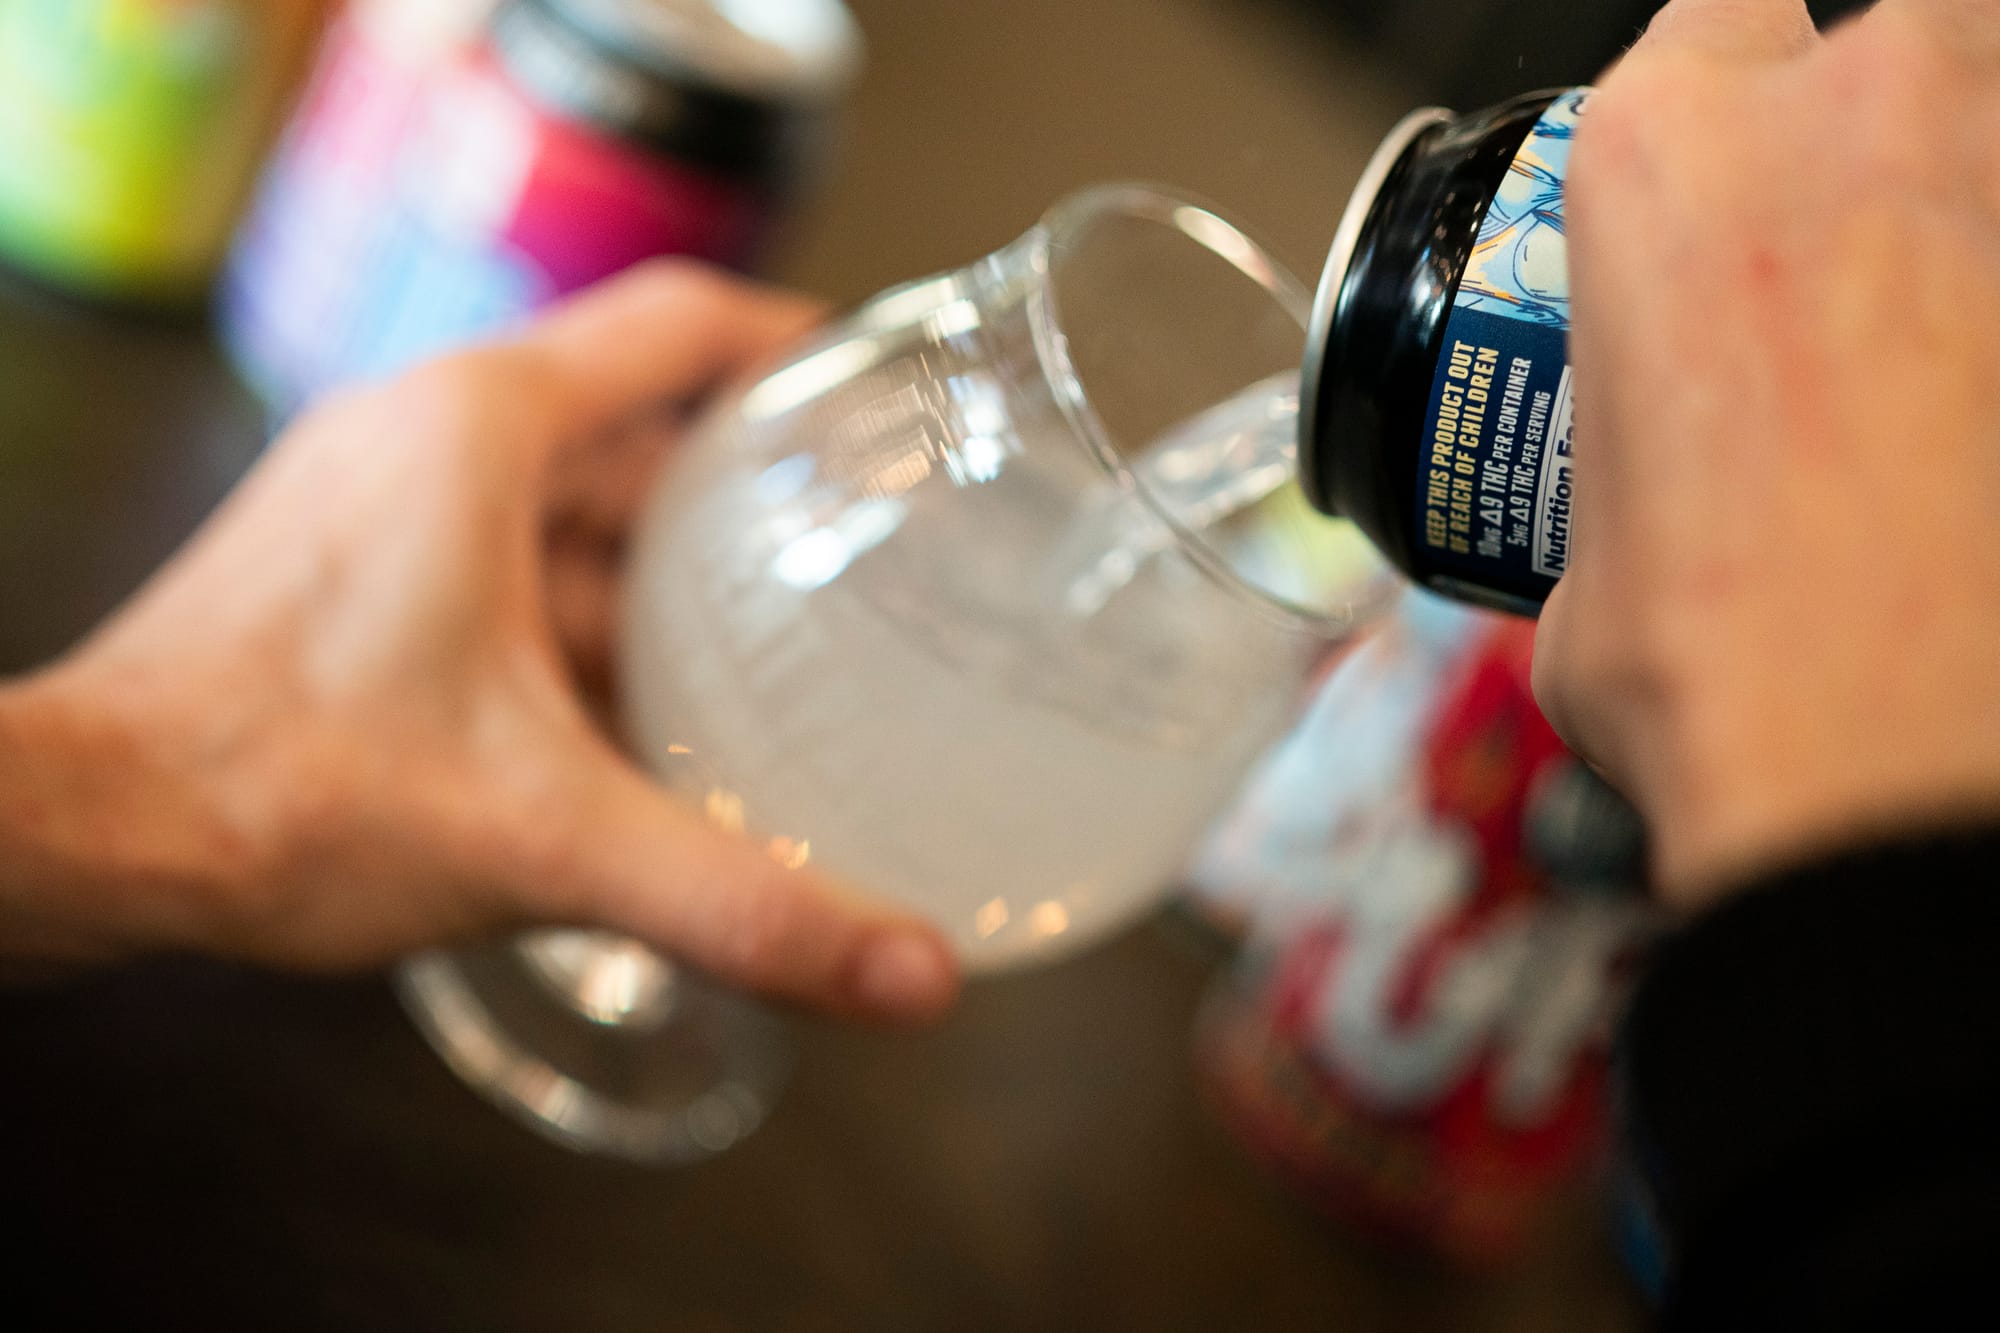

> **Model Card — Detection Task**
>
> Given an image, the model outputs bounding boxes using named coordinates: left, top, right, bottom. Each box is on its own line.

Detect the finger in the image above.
left=358, top=265, right=822, bottom=574
left=523, top=260, right=828, bottom=442
left=501, top=741, right=961, bottom=1026
left=1870, top=0, right=2000, bottom=64
left=1532, top=561, right=1657, bottom=811
left=1626, top=0, right=1819, bottom=63
left=546, top=411, right=679, bottom=544
left=543, top=540, right=618, bottom=698
left=1530, top=579, right=1589, bottom=753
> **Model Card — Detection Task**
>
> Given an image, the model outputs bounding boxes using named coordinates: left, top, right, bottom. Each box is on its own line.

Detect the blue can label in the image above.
left=1416, top=90, right=1585, bottom=603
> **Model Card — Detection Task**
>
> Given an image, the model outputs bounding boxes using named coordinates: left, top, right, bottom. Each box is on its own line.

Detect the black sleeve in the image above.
left=1617, top=825, right=2000, bottom=1331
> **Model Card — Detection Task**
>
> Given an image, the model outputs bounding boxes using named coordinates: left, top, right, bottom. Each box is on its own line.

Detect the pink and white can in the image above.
left=221, top=0, right=859, bottom=415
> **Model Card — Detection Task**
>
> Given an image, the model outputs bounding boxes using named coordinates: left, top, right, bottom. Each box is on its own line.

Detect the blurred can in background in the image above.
left=217, top=0, right=499, bottom=409
left=1190, top=595, right=1657, bottom=1267
left=0, top=0, right=331, bottom=304
left=220, top=0, right=860, bottom=415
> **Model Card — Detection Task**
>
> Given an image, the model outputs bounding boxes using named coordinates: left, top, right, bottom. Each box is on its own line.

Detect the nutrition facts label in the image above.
left=1415, top=90, right=1587, bottom=603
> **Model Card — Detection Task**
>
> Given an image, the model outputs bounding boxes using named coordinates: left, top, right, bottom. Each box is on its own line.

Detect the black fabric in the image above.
left=1618, top=826, right=2000, bottom=1329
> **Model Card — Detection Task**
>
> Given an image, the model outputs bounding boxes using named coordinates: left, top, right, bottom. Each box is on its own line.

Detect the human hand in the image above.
left=0, top=262, right=960, bottom=1024
left=1533, top=0, right=2000, bottom=908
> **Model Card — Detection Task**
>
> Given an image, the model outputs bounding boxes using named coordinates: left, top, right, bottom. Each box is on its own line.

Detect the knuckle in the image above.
left=1826, top=13, right=1940, bottom=98
left=1823, top=2, right=1925, bottom=71
left=484, top=773, right=593, bottom=906
left=621, top=257, right=736, bottom=312
left=1573, top=63, right=1694, bottom=191
left=711, top=875, right=820, bottom=986
left=1592, top=50, right=1708, bottom=127
left=1821, top=20, right=1948, bottom=177
left=1563, top=110, right=1627, bottom=220
left=1635, top=0, right=1815, bottom=57
left=390, top=344, right=564, bottom=458
left=407, top=344, right=550, bottom=413
left=399, top=347, right=502, bottom=404
left=1535, top=581, right=1628, bottom=706
left=1531, top=604, right=1586, bottom=714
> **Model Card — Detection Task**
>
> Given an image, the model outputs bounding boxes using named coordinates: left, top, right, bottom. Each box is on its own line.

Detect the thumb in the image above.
left=1626, top=0, right=1819, bottom=63
left=498, top=737, right=961, bottom=1027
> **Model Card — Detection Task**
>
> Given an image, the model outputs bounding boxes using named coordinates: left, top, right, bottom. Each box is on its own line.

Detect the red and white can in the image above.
left=1192, top=598, right=1658, bottom=1266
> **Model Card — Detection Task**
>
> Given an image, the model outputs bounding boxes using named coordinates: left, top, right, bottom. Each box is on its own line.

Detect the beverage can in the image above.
left=0, top=0, right=330, bottom=303
left=220, top=0, right=859, bottom=414
left=1298, top=90, right=1586, bottom=614
left=1192, top=597, right=1658, bottom=1265
left=218, top=0, right=500, bottom=409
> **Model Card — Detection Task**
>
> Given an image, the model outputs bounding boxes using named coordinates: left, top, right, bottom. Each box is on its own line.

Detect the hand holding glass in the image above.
left=400, top=186, right=1395, bottom=1160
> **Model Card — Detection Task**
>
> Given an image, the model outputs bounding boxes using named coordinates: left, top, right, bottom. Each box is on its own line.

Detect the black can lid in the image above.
left=492, top=0, right=861, bottom=180
left=1297, top=106, right=1450, bottom=516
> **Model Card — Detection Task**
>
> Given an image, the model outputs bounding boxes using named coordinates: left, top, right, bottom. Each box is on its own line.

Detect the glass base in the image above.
left=396, top=929, right=792, bottom=1164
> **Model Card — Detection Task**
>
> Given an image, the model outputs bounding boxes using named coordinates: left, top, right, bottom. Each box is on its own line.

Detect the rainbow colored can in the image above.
left=0, top=0, right=329, bottom=303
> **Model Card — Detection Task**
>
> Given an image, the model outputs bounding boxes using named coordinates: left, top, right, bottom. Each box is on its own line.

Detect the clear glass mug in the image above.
left=398, top=185, right=1395, bottom=1161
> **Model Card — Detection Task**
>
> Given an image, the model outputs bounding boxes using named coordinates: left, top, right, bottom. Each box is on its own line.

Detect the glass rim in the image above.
left=1019, top=182, right=1364, bottom=639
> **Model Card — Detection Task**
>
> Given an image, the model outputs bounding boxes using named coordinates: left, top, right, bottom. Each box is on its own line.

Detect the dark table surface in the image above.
left=0, top=1, right=1649, bottom=1325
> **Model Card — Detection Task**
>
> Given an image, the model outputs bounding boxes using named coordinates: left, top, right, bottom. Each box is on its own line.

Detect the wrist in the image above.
left=1647, top=702, right=2000, bottom=911
left=0, top=667, right=254, bottom=965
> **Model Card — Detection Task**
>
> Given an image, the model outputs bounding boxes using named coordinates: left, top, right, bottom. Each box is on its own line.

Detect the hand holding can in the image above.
left=1533, top=0, right=2000, bottom=904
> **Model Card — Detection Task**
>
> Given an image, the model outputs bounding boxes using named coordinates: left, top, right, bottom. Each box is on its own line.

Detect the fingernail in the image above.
left=856, top=933, right=956, bottom=1021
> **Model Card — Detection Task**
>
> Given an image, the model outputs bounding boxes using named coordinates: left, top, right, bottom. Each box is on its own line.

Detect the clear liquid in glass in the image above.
left=622, top=368, right=1386, bottom=971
